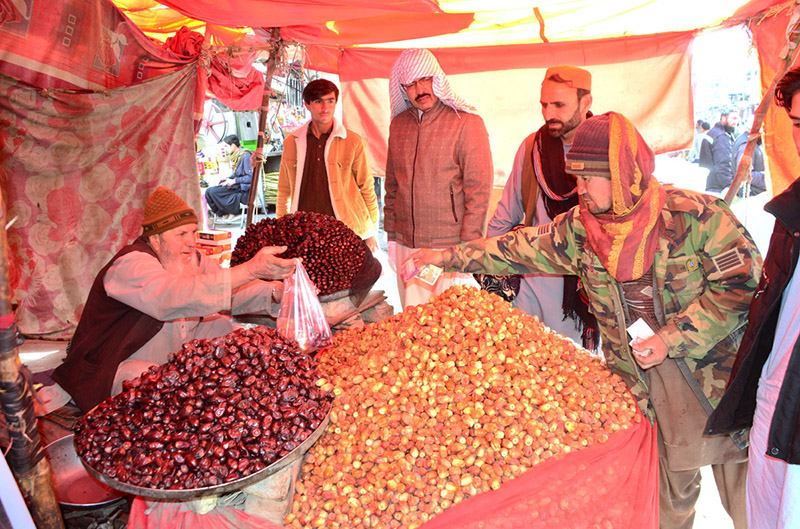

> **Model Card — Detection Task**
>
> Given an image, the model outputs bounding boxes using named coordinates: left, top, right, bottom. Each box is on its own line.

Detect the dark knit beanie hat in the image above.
left=565, top=114, right=611, bottom=177
left=141, top=187, right=198, bottom=237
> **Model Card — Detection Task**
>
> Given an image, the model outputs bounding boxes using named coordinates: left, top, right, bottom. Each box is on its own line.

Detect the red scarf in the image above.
left=580, top=113, right=667, bottom=282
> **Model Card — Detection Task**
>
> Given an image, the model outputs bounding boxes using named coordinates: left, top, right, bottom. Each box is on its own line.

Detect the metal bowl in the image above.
left=44, top=434, right=126, bottom=508
left=78, top=411, right=330, bottom=501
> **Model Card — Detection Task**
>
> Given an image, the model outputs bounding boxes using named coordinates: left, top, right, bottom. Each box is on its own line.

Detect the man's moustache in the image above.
left=547, top=120, right=563, bottom=127
left=415, top=93, right=431, bottom=102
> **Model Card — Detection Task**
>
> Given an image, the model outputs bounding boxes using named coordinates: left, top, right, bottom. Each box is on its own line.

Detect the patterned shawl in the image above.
left=578, top=112, right=667, bottom=282
left=389, top=48, right=477, bottom=119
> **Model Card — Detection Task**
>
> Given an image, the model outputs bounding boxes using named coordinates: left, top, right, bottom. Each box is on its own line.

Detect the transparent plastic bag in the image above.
left=276, top=261, right=332, bottom=352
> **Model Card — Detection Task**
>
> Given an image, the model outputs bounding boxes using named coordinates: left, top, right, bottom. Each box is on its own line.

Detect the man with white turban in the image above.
left=385, top=48, right=493, bottom=308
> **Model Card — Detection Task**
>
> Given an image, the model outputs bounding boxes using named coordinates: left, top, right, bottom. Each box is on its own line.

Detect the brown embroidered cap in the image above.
left=141, top=186, right=198, bottom=237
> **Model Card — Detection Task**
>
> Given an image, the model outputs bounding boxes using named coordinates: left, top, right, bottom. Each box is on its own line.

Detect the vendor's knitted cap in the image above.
left=543, top=65, right=592, bottom=91
left=565, top=114, right=611, bottom=177
left=141, top=186, right=198, bottom=237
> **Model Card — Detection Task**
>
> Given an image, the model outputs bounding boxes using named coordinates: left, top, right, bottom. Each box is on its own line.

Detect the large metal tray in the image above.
left=45, top=434, right=126, bottom=508
left=78, top=411, right=329, bottom=501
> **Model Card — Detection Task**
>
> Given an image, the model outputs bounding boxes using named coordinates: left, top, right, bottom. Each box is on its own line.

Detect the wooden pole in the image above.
left=0, top=198, right=65, bottom=529
left=246, top=29, right=283, bottom=227
left=726, top=8, right=800, bottom=203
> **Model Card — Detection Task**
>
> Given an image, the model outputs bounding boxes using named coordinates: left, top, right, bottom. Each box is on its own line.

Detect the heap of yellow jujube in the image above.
left=286, top=285, right=639, bottom=529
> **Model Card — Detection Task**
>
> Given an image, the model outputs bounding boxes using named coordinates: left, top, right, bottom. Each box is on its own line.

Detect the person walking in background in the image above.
left=384, top=48, right=493, bottom=308
left=277, top=79, right=379, bottom=251
left=706, top=65, right=800, bottom=529
left=690, top=120, right=711, bottom=163
left=704, top=107, right=740, bottom=196
left=732, top=131, right=767, bottom=196
left=205, top=134, right=253, bottom=219
left=479, top=65, right=598, bottom=348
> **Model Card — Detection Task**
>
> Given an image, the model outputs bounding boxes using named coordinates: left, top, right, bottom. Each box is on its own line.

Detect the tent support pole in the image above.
left=0, top=198, right=65, bottom=529
left=246, top=30, right=283, bottom=228
left=726, top=10, right=800, bottom=203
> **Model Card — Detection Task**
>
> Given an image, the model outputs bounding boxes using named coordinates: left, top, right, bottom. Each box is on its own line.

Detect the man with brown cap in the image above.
left=409, top=112, right=761, bottom=529
left=52, top=187, right=296, bottom=412
left=479, top=65, right=598, bottom=350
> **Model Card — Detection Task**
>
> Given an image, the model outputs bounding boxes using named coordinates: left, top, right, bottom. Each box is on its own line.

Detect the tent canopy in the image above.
left=116, top=0, right=765, bottom=53
left=107, top=0, right=798, bottom=190
left=2, top=0, right=799, bottom=338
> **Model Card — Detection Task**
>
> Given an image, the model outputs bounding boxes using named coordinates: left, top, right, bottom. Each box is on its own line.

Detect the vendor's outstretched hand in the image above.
left=405, top=249, right=446, bottom=271
left=248, top=246, right=297, bottom=280
left=631, top=334, right=668, bottom=369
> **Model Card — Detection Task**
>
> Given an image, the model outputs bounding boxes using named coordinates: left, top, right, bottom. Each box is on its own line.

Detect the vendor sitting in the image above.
left=52, top=186, right=296, bottom=413
left=205, top=135, right=253, bottom=219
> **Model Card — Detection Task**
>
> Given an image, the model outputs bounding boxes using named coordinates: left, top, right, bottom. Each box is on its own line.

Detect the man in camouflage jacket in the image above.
left=410, top=113, right=762, bottom=529
left=443, top=181, right=760, bottom=421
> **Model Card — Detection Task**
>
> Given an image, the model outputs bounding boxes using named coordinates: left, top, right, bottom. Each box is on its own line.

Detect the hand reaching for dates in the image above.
left=231, top=246, right=297, bottom=288
left=247, top=246, right=298, bottom=281
left=231, top=212, right=368, bottom=295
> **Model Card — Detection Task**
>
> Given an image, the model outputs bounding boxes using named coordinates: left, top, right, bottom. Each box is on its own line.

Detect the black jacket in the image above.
left=732, top=132, right=766, bottom=195
left=706, top=177, right=800, bottom=464
left=698, top=124, right=723, bottom=169
left=705, top=122, right=736, bottom=192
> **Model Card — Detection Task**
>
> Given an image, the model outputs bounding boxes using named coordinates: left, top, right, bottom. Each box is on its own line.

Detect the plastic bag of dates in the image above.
left=231, top=211, right=381, bottom=297
left=73, top=326, right=333, bottom=491
left=277, top=261, right=333, bottom=352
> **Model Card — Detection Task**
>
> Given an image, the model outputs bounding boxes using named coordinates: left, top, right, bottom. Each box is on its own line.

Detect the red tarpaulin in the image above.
left=0, top=67, right=200, bottom=337
left=0, top=0, right=192, bottom=90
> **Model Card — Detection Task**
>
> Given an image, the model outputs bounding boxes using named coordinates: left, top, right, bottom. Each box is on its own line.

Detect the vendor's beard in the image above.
left=154, top=242, right=201, bottom=277
left=162, top=252, right=201, bottom=277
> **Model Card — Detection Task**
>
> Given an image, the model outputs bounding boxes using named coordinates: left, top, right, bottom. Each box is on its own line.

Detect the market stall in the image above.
left=61, top=285, right=657, bottom=528
left=4, top=0, right=800, bottom=527
left=2, top=0, right=800, bottom=340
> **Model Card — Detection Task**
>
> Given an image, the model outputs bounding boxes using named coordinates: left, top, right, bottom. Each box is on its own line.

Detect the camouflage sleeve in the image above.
left=658, top=202, right=762, bottom=359
left=442, top=211, right=580, bottom=276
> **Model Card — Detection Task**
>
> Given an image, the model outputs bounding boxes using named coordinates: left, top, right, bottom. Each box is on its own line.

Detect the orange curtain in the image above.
left=750, top=4, right=800, bottom=195
left=0, top=0, right=193, bottom=90
left=339, top=31, right=694, bottom=187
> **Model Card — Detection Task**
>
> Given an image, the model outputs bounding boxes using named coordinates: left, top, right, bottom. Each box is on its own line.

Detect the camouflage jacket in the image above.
left=444, top=186, right=763, bottom=421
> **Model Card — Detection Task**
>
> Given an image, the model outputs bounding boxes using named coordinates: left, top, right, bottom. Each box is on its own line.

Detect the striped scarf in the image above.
left=578, top=112, right=667, bottom=282
left=389, top=48, right=477, bottom=120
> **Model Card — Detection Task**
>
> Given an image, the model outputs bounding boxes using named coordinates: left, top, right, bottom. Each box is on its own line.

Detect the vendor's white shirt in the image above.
left=103, top=250, right=279, bottom=394
left=748, top=259, right=800, bottom=529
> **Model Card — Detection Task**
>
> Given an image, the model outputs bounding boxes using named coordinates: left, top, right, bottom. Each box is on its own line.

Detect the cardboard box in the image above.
left=198, top=237, right=234, bottom=247
left=197, top=229, right=232, bottom=242
left=196, top=243, right=232, bottom=255
left=208, top=251, right=232, bottom=264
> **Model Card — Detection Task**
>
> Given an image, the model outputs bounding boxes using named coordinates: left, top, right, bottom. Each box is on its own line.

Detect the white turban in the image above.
left=389, top=48, right=478, bottom=120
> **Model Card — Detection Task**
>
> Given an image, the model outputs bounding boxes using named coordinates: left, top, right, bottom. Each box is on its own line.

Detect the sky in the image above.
left=691, top=25, right=762, bottom=123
